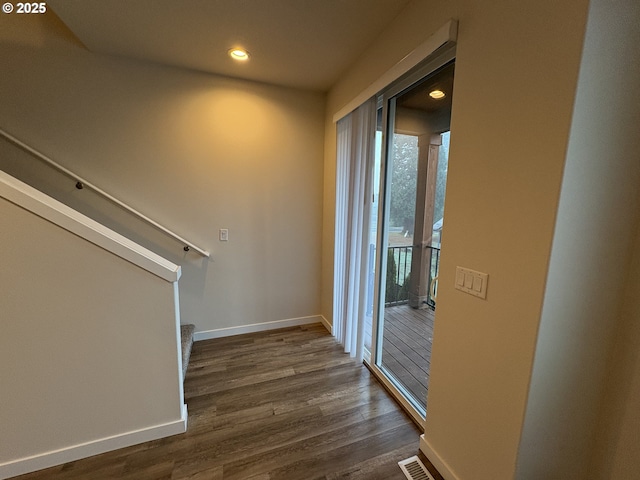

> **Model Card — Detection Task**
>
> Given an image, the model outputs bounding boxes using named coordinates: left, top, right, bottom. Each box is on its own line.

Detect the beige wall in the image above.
left=0, top=11, right=325, bottom=334
left=0, top=196, right=182, bottom=471
left=323, top=0, right=591, bottom=478
left=591, top=221, right=640, bottom=478
left=518, top=0, right=640, bottom=477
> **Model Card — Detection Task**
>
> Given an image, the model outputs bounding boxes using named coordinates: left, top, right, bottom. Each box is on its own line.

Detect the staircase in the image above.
left=180, top=324, right=195, bottom=380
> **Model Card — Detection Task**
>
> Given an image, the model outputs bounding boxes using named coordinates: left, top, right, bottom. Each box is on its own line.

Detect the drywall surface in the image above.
left=517, top=0, right=640, bottom=478
left=324, top=0, right=590, bottom=478
left=0, top=195, right=183, bottom=472
left=590, top=221, right=640, bottom=478
left=0, top=10, right=325, bottom=334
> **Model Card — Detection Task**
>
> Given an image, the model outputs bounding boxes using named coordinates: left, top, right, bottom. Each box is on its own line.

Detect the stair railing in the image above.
left=0, top=128, right=210, bottom=257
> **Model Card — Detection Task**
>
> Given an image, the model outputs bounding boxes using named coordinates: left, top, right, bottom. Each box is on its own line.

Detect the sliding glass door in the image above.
left=366, top=49, right=455, bottom=423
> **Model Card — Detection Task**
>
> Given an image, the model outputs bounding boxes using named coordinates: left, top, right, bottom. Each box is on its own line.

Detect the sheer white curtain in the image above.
left=333, top=98, right=376, bottom=363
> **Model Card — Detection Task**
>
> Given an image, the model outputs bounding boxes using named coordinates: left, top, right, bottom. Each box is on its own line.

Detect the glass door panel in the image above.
left=372, top=59, right=455, bottom=418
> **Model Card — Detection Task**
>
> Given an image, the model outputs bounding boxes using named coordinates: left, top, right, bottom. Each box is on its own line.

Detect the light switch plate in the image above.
left=455, top=266, right=488, bottom=299
left=219, top=228, right=229, bottom=241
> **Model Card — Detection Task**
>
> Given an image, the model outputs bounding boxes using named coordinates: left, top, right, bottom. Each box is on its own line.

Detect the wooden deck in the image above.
left=366, top=304, right=435, bottom=410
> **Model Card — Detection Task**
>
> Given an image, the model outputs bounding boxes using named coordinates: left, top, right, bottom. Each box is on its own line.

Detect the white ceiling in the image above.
left=48, top=0, right=412, bottom=92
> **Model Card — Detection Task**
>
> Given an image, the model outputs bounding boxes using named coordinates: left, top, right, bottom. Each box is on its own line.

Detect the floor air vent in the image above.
left=398, top=456, right=435, bottom=480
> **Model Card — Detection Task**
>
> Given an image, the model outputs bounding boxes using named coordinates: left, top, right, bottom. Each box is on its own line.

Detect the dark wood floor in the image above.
left=13, top=324, right=442, bottom=480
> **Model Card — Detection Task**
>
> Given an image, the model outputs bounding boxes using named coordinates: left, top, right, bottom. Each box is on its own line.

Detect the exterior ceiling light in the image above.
left=429, top=89, right=446, bottom=99
left=228, top=48, right=250, bottom=61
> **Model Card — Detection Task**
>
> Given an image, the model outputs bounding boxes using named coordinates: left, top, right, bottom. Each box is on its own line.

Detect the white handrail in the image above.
left=0, top=170, right=182, bottom=282
left=0, top=128, right=210, bottom=257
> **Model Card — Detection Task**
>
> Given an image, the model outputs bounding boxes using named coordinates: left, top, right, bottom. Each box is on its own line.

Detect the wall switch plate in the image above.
left=455, top=266, right=488, bottom=299
left=219, top=229, right=229, bottom=241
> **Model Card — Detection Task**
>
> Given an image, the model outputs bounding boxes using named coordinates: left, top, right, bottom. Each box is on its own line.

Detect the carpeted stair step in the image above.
left=180, top=324, right=195, bottom=380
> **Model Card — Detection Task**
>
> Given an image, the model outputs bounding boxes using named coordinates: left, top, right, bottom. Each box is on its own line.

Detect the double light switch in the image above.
left=455, top=266, right=488, bottom=299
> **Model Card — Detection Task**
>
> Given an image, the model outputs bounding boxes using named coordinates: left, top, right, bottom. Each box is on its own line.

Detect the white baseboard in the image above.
left=319, top=315, right=333, bottom=334
left=420, top=434, right=460, bottom=480
left=0, top=404, right=188, bottom=480
left=193, top=315, right=327, bottom=341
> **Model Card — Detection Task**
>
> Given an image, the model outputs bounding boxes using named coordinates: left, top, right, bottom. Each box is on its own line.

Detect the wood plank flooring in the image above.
left=381, top=305, right=434, bottom=408
left=364, top=305, right=435, bottom=410
left=12, top=324, right=442, bottom=480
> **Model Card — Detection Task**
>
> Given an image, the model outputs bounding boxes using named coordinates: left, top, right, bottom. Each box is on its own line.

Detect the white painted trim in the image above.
left=181, top=403, right=189, bottom=429
left=173, top=281, right=186, bottom=401
left=366, top=361, right=426, bottom=428
left=0, top=170, right=181, bottom=282
left=420, top=434, right=460, bottom=480
left=332, top=19, right=458, bottom=123
left=193, top=315, right=325, bottom=341
left=0, top=405, right=188, bottom=480
left=319, top=315, right=333, bottom=335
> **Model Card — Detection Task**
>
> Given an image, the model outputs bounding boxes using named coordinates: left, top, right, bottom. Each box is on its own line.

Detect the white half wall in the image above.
left=0, top=193, right=185, bottom=478
left=0, top=170, right=181, bottom=282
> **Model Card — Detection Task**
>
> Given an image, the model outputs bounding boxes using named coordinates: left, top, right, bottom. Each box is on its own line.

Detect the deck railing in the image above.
left=385, top=245, right=440, bottom=309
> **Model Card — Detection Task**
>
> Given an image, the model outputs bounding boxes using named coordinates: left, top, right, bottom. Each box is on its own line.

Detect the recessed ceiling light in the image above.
left=228, top=48, right=250, bottom=61
left=429, top=89, right=446, bottom=99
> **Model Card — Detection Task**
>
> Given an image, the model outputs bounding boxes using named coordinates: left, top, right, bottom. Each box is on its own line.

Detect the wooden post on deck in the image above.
left=408, top=133, right=441, bottom=308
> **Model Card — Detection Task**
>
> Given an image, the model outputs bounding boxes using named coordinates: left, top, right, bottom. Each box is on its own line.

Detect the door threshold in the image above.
left=364, top=359, right=426, bottom=428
